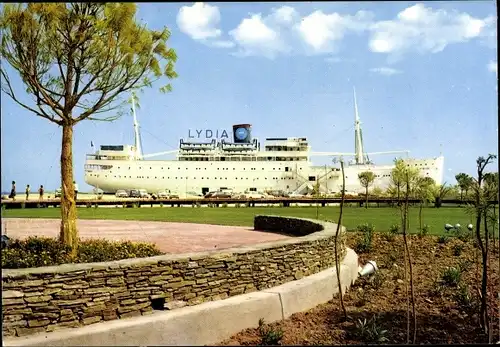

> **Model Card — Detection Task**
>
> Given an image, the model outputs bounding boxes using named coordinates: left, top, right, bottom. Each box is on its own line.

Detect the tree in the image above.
left=1, top=3, right=177, bottom=256
left=333, top=158, right=347, bottom=321
left=398, top=164, right=419, bottom=344
left=455, top=173, right=474, bottom=201
left=414, top=176, right=435, bottom=232
left=390, top=158, right=407, bottom=204
left=470, top=155, right=496, bottom=337
left=432, top=183, right=452, bottom=208
left=358, top=171, right=375, bottom=209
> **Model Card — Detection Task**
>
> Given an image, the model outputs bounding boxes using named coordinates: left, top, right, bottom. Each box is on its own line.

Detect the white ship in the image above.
left=84, top=90, right=444, bottom=196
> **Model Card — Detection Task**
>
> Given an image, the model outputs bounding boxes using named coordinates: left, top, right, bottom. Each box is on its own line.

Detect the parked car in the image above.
left=183, top=191, right=203, bottom=199
left=205, top=191, right=231, bottom=199
left=128, top=189, right=140, bottom=198
left=157, top=190, right=170, bottom=199
left=288, top=192, right=305, bottom=198
left=138, top=189, right=150, bottom=198
left=115, top=189, right=128, bottom=198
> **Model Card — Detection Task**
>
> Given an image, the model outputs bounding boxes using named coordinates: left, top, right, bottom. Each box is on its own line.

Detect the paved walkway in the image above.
left=1, top=218, right=291, bottom=253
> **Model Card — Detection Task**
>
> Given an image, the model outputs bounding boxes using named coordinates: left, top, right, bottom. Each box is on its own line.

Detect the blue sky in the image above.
left=1, top=1, right=498, bottom=192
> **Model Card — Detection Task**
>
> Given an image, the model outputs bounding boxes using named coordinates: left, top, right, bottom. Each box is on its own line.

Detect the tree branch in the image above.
left=1, top=70, right=62, bottom=125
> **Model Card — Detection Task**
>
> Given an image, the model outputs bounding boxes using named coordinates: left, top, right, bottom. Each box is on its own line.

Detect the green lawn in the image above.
left=2, top=206, right=482, bottom=236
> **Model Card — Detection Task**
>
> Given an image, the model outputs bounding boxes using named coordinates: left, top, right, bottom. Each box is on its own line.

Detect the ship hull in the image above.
left=84, top=156, right=444, bottom=195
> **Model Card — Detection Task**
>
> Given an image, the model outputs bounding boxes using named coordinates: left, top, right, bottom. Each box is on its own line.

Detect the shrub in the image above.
left=355, top=223, right=374, bottom=253
left=254, top=216, right=323, bottom=236
left=2, top=237, right=163, bottom=269
left=453, top=244, right=464, bottom=256
left=441, top=267, right=462, bottom=287
left=258, top=318, right=283, bottom=346
left=418, top=224, right=430, bottom=238
left=389, top=224, right=400, bottom=235
left=354, top=315, right=388, bottom=343
left=438, top=235, right=449, bottom=244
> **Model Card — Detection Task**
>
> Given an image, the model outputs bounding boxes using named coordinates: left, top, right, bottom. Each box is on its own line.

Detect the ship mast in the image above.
left=353, top=87, right=368, bottom=165
left=131, top=91, right=144, bottom=160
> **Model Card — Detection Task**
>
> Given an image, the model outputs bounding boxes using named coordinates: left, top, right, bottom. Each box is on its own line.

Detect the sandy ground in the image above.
left=1, top=218, right=291, bottom=253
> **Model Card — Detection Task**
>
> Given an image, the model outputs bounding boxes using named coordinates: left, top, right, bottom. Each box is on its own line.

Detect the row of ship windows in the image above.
left=85, top=165, right=303, bottom=171
left=87, top=175, right=296, bottom=180
left=179, top=157, right=308, bottom=161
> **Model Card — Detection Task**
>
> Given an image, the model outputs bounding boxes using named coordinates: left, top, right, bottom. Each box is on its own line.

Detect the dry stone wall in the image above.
left=2, top=216, right=346, bottom=338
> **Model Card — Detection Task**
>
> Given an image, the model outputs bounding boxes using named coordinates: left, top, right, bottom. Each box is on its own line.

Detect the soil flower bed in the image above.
left=221, top=232, right=500, bottom=345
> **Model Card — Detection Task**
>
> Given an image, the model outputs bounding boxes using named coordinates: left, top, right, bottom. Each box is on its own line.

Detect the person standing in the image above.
left=74, top=181, right=79, bottom=200
left=25, top=184, right=30, bottom=200
left=9, top=181, right=16, bottom=201
left=39, top=185, right=44, bottom=201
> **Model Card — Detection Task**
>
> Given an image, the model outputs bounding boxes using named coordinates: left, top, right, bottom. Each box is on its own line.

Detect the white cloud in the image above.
left=178, top=3, right=496, bottom=60
left=177, top=2, right=222, bottom=40
left=272, top=6, right=298, bottom=24
left=369, top=67, right=403, bottom=76
left=487, top=60, right=497, bottom=75
left=368, top=4, right=496, bottom=56
left=297, top=10, right=373, bottom=53
left=229, top=10, right=291, bottom=58
left=211, top=40, right=235, bottom=48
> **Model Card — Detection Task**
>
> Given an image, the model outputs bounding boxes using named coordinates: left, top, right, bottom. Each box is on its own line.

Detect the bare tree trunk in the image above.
left=403, top=175, right=417, bottom=344
left=365, top=186, right=368, bottom=209
left=59, top=124, right=78, bottom=258
left=483, top=209, right=491, bottom=340
left=335, top=160, right=347, bottom=321
left=475, top=207, right=488, bottom=332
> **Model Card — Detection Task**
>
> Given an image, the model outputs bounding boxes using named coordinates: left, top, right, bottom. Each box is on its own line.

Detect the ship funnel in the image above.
left=233, top=124, right=252, bottom=143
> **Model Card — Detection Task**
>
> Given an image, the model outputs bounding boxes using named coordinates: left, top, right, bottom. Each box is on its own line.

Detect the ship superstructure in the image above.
left=84, top=90, right=444, bottom=196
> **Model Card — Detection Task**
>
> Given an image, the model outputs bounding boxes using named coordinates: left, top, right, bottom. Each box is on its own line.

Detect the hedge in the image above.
left=2, top=237, right=163, bottom=269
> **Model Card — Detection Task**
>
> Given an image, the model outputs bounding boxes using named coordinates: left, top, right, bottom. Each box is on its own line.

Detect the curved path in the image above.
left=1, top=218, right=291, bottom=253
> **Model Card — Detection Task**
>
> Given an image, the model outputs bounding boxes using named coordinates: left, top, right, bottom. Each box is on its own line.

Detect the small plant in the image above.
left=452, top=244, right=464, bottom=256
left=458, top=259, right=473, bottom=272
left=160, top=202, right=163, bottom=207
left=389, top=224, right=400, bottom=235
left=438, top=235, right=449, bottom=244
left=418, top=224, right=430, bottom=238
left=386, top=249, right=399, bottom=264
left=222, top=202, right=228, bottom=208
left=454, top=284, right=473, bottom=308
left=371, top=272, right=385, bottom=289
left=354, top=315, right=389, bottom=343
left=354, top=290, right=368, bottom=307
left=258, top=318, right=283, bottom=345
left=441, top=267, right=462, bottom=287
left=355, top=223, right=374, bottom=253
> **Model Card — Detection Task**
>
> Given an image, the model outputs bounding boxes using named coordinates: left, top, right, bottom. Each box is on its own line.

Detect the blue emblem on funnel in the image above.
left=235, top=127, right=248, bottom=141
